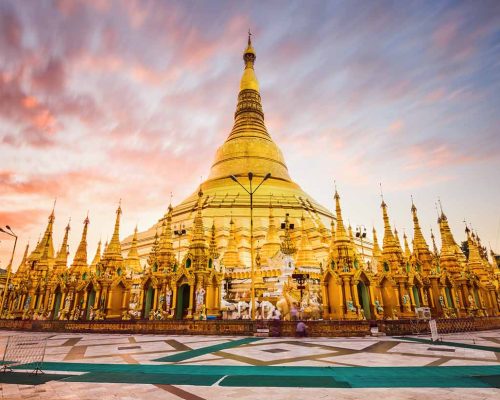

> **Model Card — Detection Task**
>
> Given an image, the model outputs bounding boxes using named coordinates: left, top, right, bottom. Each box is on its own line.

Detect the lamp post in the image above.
left=173, top=224, right=187, bottom=268
left=0, top=226, right=17, bottom=315
left=355, top=225, right=367, bottom=268
left=230, top=172, right=271, bottom=319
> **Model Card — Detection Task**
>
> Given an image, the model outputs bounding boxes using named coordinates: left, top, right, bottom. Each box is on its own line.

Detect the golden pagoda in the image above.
left=3, top=34, right=499, bottom=323
left=123, top=33, right=334, bottom=270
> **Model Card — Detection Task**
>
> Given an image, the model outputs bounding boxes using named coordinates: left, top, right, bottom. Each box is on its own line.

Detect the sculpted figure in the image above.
left=196, top=286, right=206, bottom=310
left=165, top=287, right=172, bottom=310
left=468, top=294, right=477, bottom=308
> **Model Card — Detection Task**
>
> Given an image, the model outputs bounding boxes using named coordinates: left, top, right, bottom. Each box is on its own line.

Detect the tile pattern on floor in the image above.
left=0, top=330, right=498, bottom=399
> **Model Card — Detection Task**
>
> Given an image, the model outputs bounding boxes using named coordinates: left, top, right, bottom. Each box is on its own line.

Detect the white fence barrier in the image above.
left=1, top=335, right=48, bottom=374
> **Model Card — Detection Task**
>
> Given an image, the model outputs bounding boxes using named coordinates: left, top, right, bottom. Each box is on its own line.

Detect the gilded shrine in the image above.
left=2, top=36, right=499, bottom=323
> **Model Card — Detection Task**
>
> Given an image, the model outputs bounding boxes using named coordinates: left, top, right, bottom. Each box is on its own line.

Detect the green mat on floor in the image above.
left=153, top=337, right=262, bottom=362
left=12, top=363, right=500, bottom=388
left=0, top=372, right=73, bottom=385
left=220, top=375, right=351, bottom=388
left=398, top=336, right=500, bottom=353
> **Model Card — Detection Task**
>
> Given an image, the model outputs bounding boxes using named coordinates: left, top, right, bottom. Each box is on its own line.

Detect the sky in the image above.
left=0, top=0, right=499, bottom=269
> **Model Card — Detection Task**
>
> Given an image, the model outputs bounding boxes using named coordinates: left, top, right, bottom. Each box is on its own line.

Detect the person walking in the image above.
left=296, top=321, right=307, bottom=337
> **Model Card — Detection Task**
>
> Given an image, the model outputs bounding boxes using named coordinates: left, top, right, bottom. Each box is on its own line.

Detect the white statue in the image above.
left=196, top=287, right=206, bottom=310
left=165, top=287, right=172, bottom=310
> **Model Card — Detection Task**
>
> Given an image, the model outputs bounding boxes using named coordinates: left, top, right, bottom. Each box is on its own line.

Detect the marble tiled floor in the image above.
left=0, top=330, right=499, bottom=399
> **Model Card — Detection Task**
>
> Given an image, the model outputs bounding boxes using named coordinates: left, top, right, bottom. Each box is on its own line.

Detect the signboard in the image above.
left=429, top=319, right=439, bottom=342
left=415, top=307, right=431, bottom=320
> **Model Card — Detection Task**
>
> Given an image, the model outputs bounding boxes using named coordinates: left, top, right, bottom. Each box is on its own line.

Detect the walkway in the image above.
left=0, top=330, right=498, bottom=399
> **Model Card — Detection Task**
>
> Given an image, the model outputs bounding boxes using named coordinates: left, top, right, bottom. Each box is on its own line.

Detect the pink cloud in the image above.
left=31, top=58, right=66, bottom=93
left=433, top=19, right=460, bottom=50
left=0, top=7, right=22, bottom=50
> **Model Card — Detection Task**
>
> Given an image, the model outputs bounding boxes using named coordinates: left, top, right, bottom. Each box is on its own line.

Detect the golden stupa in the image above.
left=4, top=35, right=499, bottom=323
left=123, top=34, right=335, bottom=269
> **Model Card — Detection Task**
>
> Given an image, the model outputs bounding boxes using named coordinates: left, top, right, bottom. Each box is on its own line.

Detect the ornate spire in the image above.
left=394, top=228, right=403, bottom=253
left=329, top=219, right=336, bottom=251
left=241, top=29, right=258, bottom=91
left=209, top=221, right=220, bottom=260
left=16, top=243, right=30, bottom=272
left=147, top=230, right=160, bottom=268
left=104, top=202, right=123, bottom=261
left=410, top=200, right=433, bottom=273
left=280, top=213, right=297, bottom=256
left=334, top=189, right=348, bottom=242
left=372, top=227, right=382, bottom=273
left=437, top=202, right=465, bottom=275
left=430, top=229, right=439, bottom=256
left=296, top=215, right=316, bottom=267
left=187, top=188, right=209, bottom=271
left=54, top=220, right=71, bottom=272
left=465, top=225, right=488, bottom=279
left=381, top=199, right=395, bottom=247
left=261, top=198, right=281, bottom=259
left=90, top=240, right=102, bottom=272
left=208, top=34, right=291, bottom=182
left=372, top=227, right=381, bottom=258
left=222, top=216, right=240, bottom=267
left=126, top=226, right=142, bottom=274
left=71, top=215, right=89, bottom=269
left=190, top=188, right=207, bottom=247
left=29, top=208, right=56, bottom=263
left=158, top=204, right=175, bottom=269
left=411, top=200, right=430, bottom=253
left=403, top=232, right=411, bottom=260
left=380, top=199, right=403, bottom=273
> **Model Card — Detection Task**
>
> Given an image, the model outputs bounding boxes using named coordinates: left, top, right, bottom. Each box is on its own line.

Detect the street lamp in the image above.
left=0, top=226, right=18, bottom=315
left=173, top=224, right=187, bottom=269
left=230, top=172, right=271, bottom=319
left=291, top=272, right=309, bottom=305
left=355, top=225, right=367, bottom=267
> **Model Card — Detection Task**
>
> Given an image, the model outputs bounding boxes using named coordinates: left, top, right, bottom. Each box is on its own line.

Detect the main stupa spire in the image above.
left=208, top=33, right=291, bottom=182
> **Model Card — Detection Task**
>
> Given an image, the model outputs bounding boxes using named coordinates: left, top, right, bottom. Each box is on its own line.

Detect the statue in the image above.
left=121, top=310, right=131, bottom=320
left=402, top=294, right=411, bottom=311
left=24, top=295, right=31, bottom=311
left=276, top=284, right=298, bottom=321
left=165, top=287, right=172, bottom=310
left=374, top=298, right=384, bottom=314
left=439, top=295, right=445, bottom=308
left=346, top=300, right=356, bottom=312
left=468, top=294, right=477, bottom=309
left=195, top=286, right=206, bottom=311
